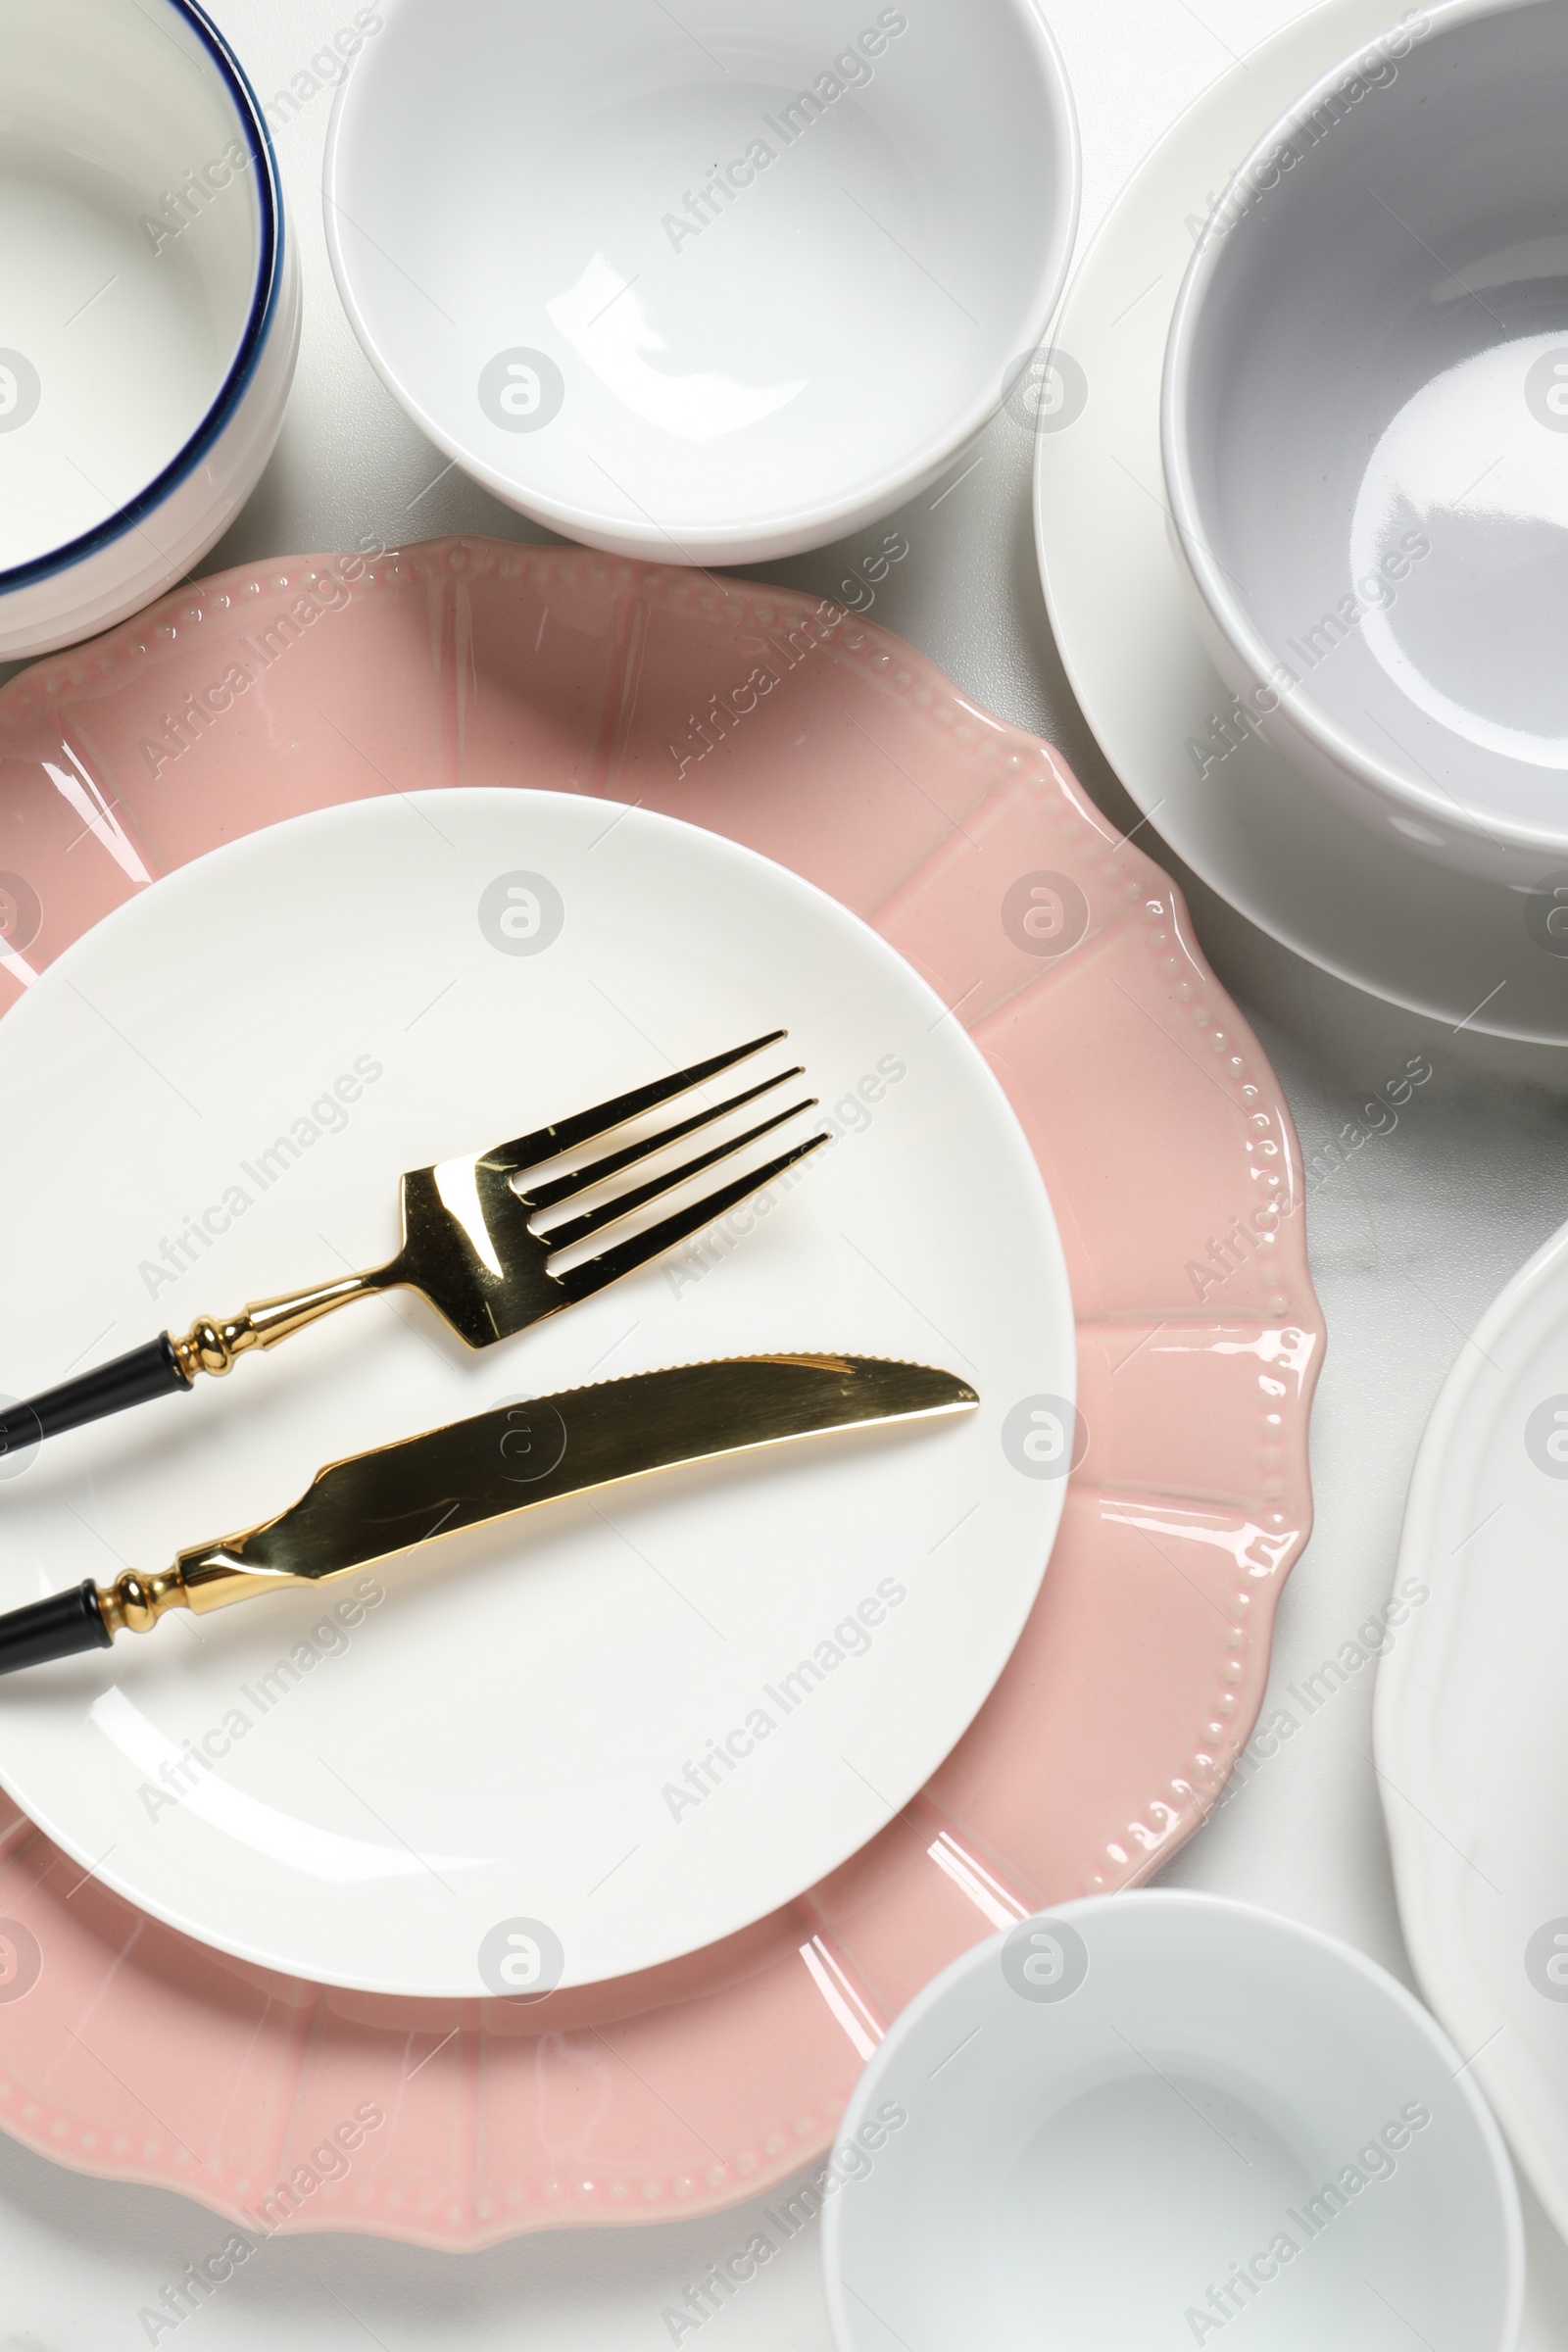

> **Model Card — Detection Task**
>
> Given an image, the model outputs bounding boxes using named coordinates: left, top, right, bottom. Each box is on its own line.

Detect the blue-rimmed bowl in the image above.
left=0, top=0, right=300, bottom=660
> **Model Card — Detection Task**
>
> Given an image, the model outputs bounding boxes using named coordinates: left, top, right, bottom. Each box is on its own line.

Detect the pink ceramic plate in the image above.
left=0, top=540, right=1321, bottom=2246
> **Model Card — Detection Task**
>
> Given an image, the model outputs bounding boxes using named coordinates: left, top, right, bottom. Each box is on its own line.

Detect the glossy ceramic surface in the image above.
left=0, top=788, right=1073, bottom=1997
left=1164, top=0, right=1568, bottom=886
left=823, top=1891, right=1524, bottom=2352
left=1377, top=1214, right=1568, bottom=2257
left=1034, top=0, right=1568, bottom=1043
left=322, top=0, right=1078, bottom=563
left=0, top=0, right=300, bottom=661
left=0, top=538, right=1320, bottom=2243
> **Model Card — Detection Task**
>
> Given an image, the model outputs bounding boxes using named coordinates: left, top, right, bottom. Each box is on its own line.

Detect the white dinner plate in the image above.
left=0, top=790, right=1071, bottom=1997
left=1377, top=1214, right=1568, bottom=2251
left=1033, top=0, right=1568, bottom=1045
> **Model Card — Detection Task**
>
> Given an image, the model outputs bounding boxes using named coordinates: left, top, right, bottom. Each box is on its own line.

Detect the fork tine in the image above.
left=537, top=1099, right=818, bottom=1254
left=522, top=1066, right=804, bottom=1213
left=482, top=1031, right=788, bottom=1176
left=554, top=1131, right=831, bottom=1303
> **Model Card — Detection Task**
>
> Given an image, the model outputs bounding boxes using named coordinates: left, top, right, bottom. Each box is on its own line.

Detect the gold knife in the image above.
left=0, top=1355, right=977, bottom=1673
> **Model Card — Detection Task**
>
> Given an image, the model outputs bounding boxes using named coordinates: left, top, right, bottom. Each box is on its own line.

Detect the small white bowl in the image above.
left=322, top=0, right=1078, bottom=564
left=0, top=0, right=299, bottom=661
left=823, top=1891, right=1522, bottom=2352
left=1163, top=0, right=1568, bottom=886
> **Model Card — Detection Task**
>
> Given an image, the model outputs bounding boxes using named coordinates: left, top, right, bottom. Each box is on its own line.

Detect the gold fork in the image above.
left=0, top=1033, right=826, bottom=1457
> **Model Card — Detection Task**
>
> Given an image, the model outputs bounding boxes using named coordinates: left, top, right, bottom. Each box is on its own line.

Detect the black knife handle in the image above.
left=1, top=1335, right=191, bottom=1462
left=0, top=1579, right=112, bottom=1675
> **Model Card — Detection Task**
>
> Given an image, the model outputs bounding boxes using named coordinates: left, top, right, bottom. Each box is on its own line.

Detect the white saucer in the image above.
left=0, top=790, right=1072, bottom=1996
left=1033, top=0, right=1568, bottom=1045
left=1377, top=1213, right=1568, bottom=2252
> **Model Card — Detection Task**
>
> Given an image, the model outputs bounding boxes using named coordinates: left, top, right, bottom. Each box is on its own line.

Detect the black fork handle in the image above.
left=1, top=1335, right=190, bottom=1463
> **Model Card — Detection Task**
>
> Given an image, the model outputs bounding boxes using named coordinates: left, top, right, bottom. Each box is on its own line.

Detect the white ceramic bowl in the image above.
left=0, top=0, right=299, bottom=662
left=1163, top=0, right=1568, bottom=887
left=823, top=1891, right=1523, bottom=2352
left=322, top=0, right=1078, bottom=564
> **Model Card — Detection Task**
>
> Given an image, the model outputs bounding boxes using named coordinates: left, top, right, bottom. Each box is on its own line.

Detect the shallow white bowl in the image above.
left=0, top=0, right=299, bottom=661
left=322, top=0, right=1078, bottom=564
left=823, top=1891, right=1522, bottom=2352
left=1163, top=0, right=1568, bottom=887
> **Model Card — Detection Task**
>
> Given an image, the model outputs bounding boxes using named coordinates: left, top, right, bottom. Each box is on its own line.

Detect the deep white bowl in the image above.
left=322, top=0, right=1079, bottom=564
left=823, top=1892, right=1523, bottom=2352
left=0, top=0, right=299, bottom=661
left=1163, top=0, right=1568, bottom=886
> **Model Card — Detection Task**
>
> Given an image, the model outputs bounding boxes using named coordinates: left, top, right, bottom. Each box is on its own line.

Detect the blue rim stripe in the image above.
left=0, top=0, right=285, bottom=598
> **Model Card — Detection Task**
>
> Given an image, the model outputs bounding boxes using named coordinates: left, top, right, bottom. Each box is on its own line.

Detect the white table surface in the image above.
left=7, top=1, right=1568, bottom=2342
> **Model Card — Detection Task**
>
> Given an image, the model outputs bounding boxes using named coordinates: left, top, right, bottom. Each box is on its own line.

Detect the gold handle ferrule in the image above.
left=168, top=1315, right=260, bottom=1381
left=168, top=1269, right=395, bottom=1383
left=96, top=1554, right=310, bottom=1639
left=96, top=1565, right=191, bottom=1639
